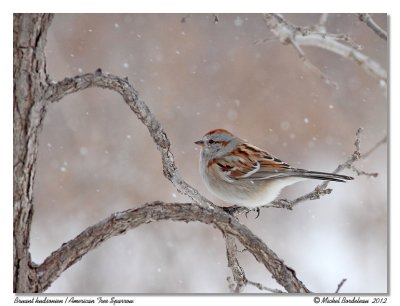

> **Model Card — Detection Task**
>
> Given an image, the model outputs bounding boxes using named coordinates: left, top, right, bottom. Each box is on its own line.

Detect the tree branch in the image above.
left=231, top=128, right=387, bottom=214
left=35, top=202, right=310, bottom=293
left=14, top=14, right=382, bottom=293
left=43, top=69, right=386, bottom=293
left=13, top=13, right=54, bottom=293
left=225, top=235, right=247, bottom=293
left=225, top=234, right=284, bottom=293
left=362, top=135, right=387, bottom=159
left=335, top=278, right=347, bottom=293
left=247, top=280, right=283, bottom=293
left=358, top=14, right=387, bottom=41
left=221, top=128, right=386, bottom=290
left=263, top=14, right=387, bottom=86
left=45, top=69, right=216, bottom=211
left=266, top=129, right=386, bottom=210
left=318, top=13, right=329, bottom=29
left=42, top=70, right=311, bottom=293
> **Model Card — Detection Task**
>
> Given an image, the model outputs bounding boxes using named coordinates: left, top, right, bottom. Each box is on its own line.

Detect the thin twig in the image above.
left=44, top=70, right=311, bottom=294
left=273, top=24, right=337, bottom=87
left=254, top=36, right=277, bottom=45
left=288, top=128, right=386, bottom=208
left=358, top=14, right=387, bottom=41
left=225, top=235, right=247, bottom=293
left=230, top=128, right=386, bottom=215
left=335, top=278, right=347, bottom=293
left=247, top=280, right=284, bottom=293
left=318, top=13, right=329, bottom=28
left=350, top=165, right=378, bottom=178
left=354, top=127, right=363, bottom=153
left=213, top=14, right=219, bottom=24
left=225, top=232, right=283, bottom=293
left=284, top=130, right=386, bottom=209
left=181, top=14, right=220, bottom=24
left=35, top=201, right=311, bottom=293
left=46, top=69, right=217, bottom=211
left=362, top=135, right=387, bottom=159
left=289, top=37, right=306, bottom=59
left=263, top=14, right=387, bottom=85
left=302, top=57, right=339, bottom=88
left=180, top=14, right=191, bottom=23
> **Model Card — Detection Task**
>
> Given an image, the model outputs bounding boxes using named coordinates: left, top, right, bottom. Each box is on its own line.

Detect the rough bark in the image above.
left=13, top=14, right=310, bottom=293
left=35, top=202, right=309, bottom=293
left=43, top=69, right=311, bottom=293
left=13, top=13, right=54, bottom=293
left=13, top=13, right=385, bottom=294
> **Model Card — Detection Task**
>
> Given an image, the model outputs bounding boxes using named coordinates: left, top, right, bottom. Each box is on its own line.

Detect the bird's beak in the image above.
left=194, top=140, right=204, bottom=147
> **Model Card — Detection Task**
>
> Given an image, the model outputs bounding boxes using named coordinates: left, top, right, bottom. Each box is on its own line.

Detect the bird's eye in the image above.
left=208, top=139, right=215, bottom=144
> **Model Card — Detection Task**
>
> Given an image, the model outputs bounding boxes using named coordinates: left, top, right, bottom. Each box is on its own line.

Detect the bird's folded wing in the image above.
left=212, top=144, right=293, bottom=181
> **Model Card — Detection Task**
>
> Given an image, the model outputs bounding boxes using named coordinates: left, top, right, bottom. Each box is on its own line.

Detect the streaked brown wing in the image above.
left=210, top=143, right=292, bottom=181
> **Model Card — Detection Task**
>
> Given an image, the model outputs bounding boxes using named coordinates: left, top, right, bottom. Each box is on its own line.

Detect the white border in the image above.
left=2, top=0, right=398, bottom=305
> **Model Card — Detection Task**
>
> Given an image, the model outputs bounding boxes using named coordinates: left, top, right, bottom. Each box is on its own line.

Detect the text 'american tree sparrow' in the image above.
left=195, top=129, right=353, bottom=208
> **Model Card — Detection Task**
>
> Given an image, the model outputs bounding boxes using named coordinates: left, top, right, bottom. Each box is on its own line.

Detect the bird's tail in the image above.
left=294, top=169, right=353, bottom=183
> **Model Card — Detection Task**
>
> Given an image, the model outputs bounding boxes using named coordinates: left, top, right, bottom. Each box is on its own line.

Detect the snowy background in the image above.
left=31, top=14, right=387, bottom=293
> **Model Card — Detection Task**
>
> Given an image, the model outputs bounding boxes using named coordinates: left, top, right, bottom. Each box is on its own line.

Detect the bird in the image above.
left=195, top=128, right=353, bottom=209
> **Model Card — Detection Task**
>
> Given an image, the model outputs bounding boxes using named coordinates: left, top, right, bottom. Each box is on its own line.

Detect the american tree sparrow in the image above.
left=195, top=129, right=353, bottom=209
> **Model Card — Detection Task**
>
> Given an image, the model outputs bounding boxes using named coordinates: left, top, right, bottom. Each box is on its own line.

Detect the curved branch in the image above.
left=263, top=14, right=387, bottom=84
left=36, top=201, right=310, bottom=293
left=14, top=14, right=383, bottom=294
left=45, top=69, right=216, bottom=210
left=42, top=69, right=385, bottom=293
left=43, top=70, right=311, bottom=293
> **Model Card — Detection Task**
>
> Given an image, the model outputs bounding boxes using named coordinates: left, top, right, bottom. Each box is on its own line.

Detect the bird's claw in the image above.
left=224, top=206, right=261, bottom=219
left=245, top=207, right=261, bottom=219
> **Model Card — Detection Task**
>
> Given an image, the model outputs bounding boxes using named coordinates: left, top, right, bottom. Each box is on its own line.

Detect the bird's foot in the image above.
left=245, top=207, right=261, bottom=219
left=224, top=206, right=261, bottom=219
left=223, top=205, right=242, bottom=215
